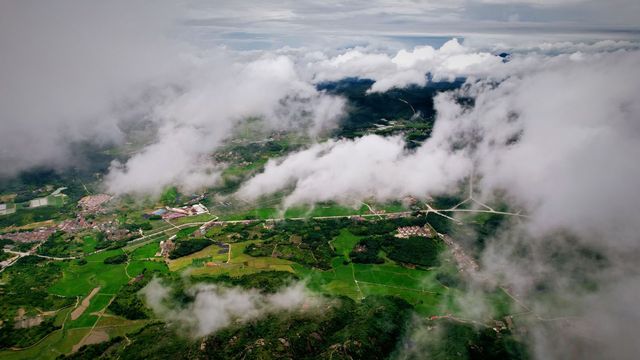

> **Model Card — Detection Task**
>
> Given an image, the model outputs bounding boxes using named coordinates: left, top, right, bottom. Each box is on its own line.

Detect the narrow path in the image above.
left=124, top=256, right=132, bottom=279
left=356, top=280, right=439, bottom=294
left=398, top=98, right=416, bottom=115
left=360, top=201, right=384, bottom=219
left=350, top=263, right=364, bottom=300
left=164, top=219, right=179, bottom=229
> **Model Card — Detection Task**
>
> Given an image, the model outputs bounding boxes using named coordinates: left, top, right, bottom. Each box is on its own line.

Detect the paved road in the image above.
left=1, top=200, right=525, bottom=272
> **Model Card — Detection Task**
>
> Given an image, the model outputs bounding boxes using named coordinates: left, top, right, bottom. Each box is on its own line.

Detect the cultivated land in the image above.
left=0, top=184, right=530, bottom=359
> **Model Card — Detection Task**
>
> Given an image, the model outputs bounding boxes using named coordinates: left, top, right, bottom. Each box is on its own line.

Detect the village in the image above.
left=394, top=224, right=433, bottom=238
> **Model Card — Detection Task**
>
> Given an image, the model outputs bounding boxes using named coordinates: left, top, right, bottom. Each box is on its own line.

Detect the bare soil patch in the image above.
left=71, top=287, right=100, bottom=320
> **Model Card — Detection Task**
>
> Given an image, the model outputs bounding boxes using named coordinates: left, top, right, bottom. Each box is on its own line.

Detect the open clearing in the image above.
left=72, top=330, right=108, bottom=353
left=70, top=287, right=100, bottom=320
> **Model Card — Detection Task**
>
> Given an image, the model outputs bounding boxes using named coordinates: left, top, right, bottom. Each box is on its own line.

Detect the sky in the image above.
left=1, top=1, right=640, bottom=359
left=181, top=0, right=640, bottom=50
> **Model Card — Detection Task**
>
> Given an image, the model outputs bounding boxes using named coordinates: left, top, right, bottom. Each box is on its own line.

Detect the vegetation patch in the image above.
left=349, top=236, right=385, bottom=264
left=402, top=319, right=529, bottom=360
left=169, top=238, right=213, bottom=259
left=0, top=256, right=73, bottom=324
left=384, top=236, right=445, bottom=267
left=103, top=254, right=127, bottom=265
left=108, top=272, right=153, bottom=320
left=0, top=317, right=60, bottom=349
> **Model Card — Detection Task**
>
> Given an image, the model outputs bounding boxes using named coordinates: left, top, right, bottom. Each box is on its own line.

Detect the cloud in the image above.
left=140, top=278, right=318, bottom=337
left=0, top=1, right=181, bottom=177
left=309, top=39, right=504, bottom=92
left=238, top=135, right=471, bottom=207
left=243, top=48, right=640, bottom=246
left=0, top=1, right=345, bottom=193
left=104, top=54, right=346, bottom=196
left=466, top=50, right=640, bottom=246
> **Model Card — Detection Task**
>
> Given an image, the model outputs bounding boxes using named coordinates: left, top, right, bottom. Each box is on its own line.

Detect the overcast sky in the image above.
left=180, top=0, right=640, bottom=49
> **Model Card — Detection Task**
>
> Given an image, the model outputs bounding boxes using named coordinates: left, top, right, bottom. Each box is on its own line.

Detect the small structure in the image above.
left=191, top=203, right=208, bottom=215
left=162, top=203, right=209, bottom=219
left=163, top=212, right=186, bottom=220
left=403, top=196, right=417, bottom=206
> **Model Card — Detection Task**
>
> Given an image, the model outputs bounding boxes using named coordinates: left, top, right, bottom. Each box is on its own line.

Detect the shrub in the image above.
left=103, top=254, right=127, bottom=264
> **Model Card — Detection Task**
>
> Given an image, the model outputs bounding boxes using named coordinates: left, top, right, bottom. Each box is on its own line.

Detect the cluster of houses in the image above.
left=78, top=194, right=113, bottom=214
left=0, top=227, right=56, bottom=243
left=57, top=216, right=91, bottom=233
left=0, top=214, right=131, bottom=248
left=395, top=225, right=433, bottom=238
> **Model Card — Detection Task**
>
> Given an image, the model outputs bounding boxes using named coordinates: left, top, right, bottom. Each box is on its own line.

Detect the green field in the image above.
left=129, top=241, right=160, bottom=260
left=330, top=228, right=362, bottom=259
left=0, top=245, right=169, bottom=359
left=216, top=203, right=368, bottom=221
left=45, top=195, right=67, bottom=207
left=0, top=317, right=150, bottom=360
left=188, top=240, right=295, bottom=277
left=295, top=256, right=455, bottom=315
left=168, top=213, right=215, bottom=225
left=80, top=235, right=98, bottom=253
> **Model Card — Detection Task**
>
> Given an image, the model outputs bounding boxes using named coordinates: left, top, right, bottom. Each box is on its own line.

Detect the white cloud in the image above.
left=141, top=278, right=318, bottom=337
left=104, top=53, right=346, bottom=196
left=309, top=39, right=504, bottom=92
left=0, top=1, right=346, bottom=192
left=0, top=1, right=181, bottom=176
left=238, top=135, right=471, bottom=207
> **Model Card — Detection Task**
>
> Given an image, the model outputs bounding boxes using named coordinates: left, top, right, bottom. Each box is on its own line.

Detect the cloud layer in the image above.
left=308, top=39, right=504, bottom=92
left=104, top=54, right=345, bottom=195
left=238, top=135, right=471, bottom=207
left=0, top=1, right=180, bottom=176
